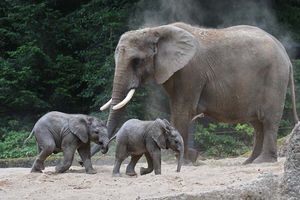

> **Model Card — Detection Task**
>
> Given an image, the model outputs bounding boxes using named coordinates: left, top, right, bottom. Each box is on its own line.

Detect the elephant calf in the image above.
left=25, top=111, right=109, bottom=174
left=111, top=118, right=184, bottom=176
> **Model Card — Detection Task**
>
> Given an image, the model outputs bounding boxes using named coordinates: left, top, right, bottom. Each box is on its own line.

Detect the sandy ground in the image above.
left=0, top=157, right=284, bottom=200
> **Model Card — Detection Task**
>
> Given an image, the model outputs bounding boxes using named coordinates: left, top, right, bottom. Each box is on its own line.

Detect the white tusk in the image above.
left=191, top=113, right=204, bottom=122
left=112, top=89, right=135, bottom=110
left=100, top=99, right=112, bottom=111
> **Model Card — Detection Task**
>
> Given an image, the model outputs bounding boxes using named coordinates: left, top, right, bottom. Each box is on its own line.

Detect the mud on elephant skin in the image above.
left=97, top=22, right=298, bottom=164
left=110, top=118, right=184, bottom=176
left=25, top=111, right=109, bottom=174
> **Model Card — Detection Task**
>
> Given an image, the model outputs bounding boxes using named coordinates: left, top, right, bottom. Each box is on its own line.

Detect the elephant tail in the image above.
left=23, top=130, right=34, bottom=145
left=289, top=64, right=299, bottom=123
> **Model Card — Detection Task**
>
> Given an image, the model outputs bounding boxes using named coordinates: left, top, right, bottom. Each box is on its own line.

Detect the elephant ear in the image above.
left=153, top=25, right=197, bottom=84
left=155, top=118, right=172, bottom=133
left=162, top=119, right=171, bottom=128
left=151, top=119, right=167, bottom=149
left=69, top=117, right=89, bottom=143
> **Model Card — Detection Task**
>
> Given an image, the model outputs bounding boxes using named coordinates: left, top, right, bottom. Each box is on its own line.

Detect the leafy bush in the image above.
left=278, top=119, right=294, bottom=137
left=194, top=122, right=253, bottom=158
left=0, top=130, right=36, bottom=159
left=0, top=117, right=35, bottom=139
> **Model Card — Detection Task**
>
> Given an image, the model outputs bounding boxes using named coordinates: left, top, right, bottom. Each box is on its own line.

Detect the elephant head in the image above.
left=153, top=118, right=184, bottom=172
left=69, top=117, right=109, bottom=153
left=100, top=24, right=198, bottom=139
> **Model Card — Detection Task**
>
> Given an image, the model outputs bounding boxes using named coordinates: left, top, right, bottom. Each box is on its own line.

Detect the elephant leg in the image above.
left=113, top=158, right=126, bottom=177
left=77, top=144, right=100, bottom=166
left=253, top=119, right=278, bottom=163
left=243, top=120, right=264, bottom=164
left=150, top=150, right=161, bottom=175
left=77, top=145, right=96, bottom=174
left=31, top=133, right=55, bottom=173
left=31, top=144, right=55, bottom=173
left=112, top=144, right=127, bottom=176
left=126, top=154, right=142, bottom=176
left=90, top=144, right=101, bottom=157
left=55, top=145, right=77, bottom=173
left=171, top=110, right=196, bottom=162
left=140, top=152, right=154, bottom=175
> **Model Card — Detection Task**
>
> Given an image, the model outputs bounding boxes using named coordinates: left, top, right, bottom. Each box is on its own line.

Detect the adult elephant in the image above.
left=97, top=22, right=298, bottom=164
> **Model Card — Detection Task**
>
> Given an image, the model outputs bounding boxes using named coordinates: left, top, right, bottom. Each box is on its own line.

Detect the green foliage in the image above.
left=0, top=42, right=51, bottom=113
left=278, top=119, right=294, bottom=137
left=0, top=0, right=145, bottom=117
left=0, top=0, right=142, bottom=158
left=194, top=123, right=253, bottom=158
left=276, top=1, right=300, bottom=42
left=0, top=130, right=36, bottom=159
left=194, top=117, right=296, bottom=158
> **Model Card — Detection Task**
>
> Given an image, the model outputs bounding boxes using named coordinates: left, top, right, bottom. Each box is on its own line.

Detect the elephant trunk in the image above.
left=106, top=67, right=128, bottom=138
left=100, top=138, right=110, bottom=154
left=106, top=106, right=124, bottom=138
left=177, top=146, right=184, bottom=172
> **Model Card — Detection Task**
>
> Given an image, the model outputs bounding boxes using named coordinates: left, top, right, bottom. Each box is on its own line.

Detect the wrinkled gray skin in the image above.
left=26, top=111, right=109, bottom=174
left=94, top=22, right=298, bottom=164
left=111, top=118, right=184, bottom=176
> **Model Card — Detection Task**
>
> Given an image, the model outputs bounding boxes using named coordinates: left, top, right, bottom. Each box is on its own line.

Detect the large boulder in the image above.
left=278, top=134, right=291, bottom=157
left=280, top=122, right=300, bottom=199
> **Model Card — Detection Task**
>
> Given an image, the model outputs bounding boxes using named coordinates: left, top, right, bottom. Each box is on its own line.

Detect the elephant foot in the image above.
left=140, top=167, right=152, bottom=175
left=187, top=148, right=199, bottom=163
left=181, top=158, right=195, bottom=165
left=243, top=157, right=255, bottom=165
left=126, top=165, right=137, bottom=176
left=40, top=163, right=45, bottom=170
left=154, top=170, right=161, bottom=175
left=252, top=154, right=277, bottom=164
left=31, top=168, right=43, bottom=173
left=125, top=171, right=137, bottom=176
left=31, top=159, right=45, bottom=172
left=55, top=165, right=68, bottom=173
left=86, top=168, right=97, bottom=174
left=112, top=173, right=122, bottom=177
left=183, top=158, right=192, bottom=165
left=182, top=148, right=199, bottom=164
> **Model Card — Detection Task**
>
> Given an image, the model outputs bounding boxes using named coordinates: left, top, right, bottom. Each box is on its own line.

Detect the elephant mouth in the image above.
left=96, top=140, right=109, bottom=154
left=100, top=146, right=108, bottom=154
left=100, top=143, right=109, bottom=154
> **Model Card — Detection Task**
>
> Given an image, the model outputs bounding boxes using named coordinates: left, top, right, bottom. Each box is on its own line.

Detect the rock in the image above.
left=147, top=173, right=280, bottom=200
left=278, top=134, right=292, bottom=157
left=280, top=122, right=300, bottom=199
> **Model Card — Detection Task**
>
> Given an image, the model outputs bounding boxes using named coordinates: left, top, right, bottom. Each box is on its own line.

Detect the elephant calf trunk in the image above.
left=100, top=138, right=110, bottom=154
left=177, top=148, right=184, bottom=172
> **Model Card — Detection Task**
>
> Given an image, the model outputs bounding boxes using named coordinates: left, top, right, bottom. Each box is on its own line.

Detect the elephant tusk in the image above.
left=112, top=89, right=135, bottom=110
left=100, top=99, right=112, bottom=111
left=191, top=113, right=204, bottom=122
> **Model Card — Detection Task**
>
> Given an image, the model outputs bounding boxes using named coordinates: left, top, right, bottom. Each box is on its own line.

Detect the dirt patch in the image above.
left=0, top=157, right=284, bottom=200
left=0, top=180, right=11, bottom=188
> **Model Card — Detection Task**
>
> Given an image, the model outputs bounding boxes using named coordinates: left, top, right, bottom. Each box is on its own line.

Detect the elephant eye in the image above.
left=131, top=58, right=141, bottom=71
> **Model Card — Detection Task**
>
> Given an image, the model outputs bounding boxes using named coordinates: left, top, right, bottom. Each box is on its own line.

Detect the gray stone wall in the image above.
left=280, top=122, right=300, bottom=199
